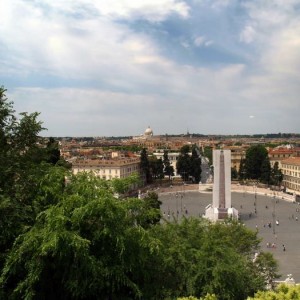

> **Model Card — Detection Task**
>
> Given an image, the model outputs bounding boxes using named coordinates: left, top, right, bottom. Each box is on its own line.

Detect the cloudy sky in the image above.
left=1, top=0, right=300, bottom=136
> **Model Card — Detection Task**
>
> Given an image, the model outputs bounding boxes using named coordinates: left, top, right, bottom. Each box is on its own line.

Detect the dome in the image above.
left=144, top=126, right=153, bottom=136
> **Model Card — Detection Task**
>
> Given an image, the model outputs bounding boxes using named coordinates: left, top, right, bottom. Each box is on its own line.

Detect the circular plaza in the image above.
left=159, top=188, right=300, bottom=283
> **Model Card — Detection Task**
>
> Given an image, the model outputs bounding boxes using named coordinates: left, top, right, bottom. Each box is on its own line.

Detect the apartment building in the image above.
left=281, top=157, right=300, bottom=196
left=268, top=148, right=295, bottom=168
left=72, top=157, right=140, bottom=180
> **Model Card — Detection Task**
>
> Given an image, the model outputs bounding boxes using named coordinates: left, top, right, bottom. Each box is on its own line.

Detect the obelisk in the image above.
left=205, top=149, right=238, bottom=221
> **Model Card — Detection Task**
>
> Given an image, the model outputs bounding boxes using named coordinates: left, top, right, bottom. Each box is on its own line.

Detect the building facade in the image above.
left=281, top=157, right=300, bottom=196
left=72, top=157, right=141, bottom=180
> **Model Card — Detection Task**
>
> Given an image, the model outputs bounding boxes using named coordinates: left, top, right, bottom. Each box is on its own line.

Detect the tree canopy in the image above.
left=177, top=145, right=202, bottom=183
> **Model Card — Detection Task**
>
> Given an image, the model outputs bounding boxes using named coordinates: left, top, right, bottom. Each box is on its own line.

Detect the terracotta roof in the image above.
left=269, top=149, right=294, bottom=154
left=281, top=157, right=300, bottom=166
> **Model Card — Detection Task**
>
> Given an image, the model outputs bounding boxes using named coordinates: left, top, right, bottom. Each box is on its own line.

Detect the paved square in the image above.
left=159, top=190, right=300, bottom=282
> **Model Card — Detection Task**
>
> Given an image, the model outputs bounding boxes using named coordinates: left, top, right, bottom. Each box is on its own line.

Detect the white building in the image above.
left=72, top=157, right=140, bottom=180
left=281, top=157, right=300, bottom=196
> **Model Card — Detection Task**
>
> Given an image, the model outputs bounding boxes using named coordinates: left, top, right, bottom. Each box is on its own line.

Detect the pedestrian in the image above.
left=276, top=220, right=279, bottom=226
left=283, top=244, right=286, bottom=252
left=296, top=217, right=298, bottom=221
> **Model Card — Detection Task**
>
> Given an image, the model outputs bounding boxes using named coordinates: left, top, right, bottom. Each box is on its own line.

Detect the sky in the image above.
left=1, top=0, right=300, bottom=137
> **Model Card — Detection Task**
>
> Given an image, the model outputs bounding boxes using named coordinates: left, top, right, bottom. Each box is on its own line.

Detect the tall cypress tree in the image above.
left=140, top=148, right=151, bottom=184
left=190, top=146, right=202, bottom=183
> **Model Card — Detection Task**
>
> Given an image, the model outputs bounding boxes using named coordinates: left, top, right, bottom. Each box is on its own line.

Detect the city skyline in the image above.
left=1, top=1, right=300, bottom=136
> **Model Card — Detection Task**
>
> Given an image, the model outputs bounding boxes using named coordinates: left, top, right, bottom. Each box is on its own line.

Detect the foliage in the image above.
left=270, top=162, right=283, bottom=187
left=231, top=166, right=238, bottom=179
left=253, top=252, right=280, bottom=289
left=178, top=295, right=217, bottom=300
left=0, top=87, right=70, bottom=270
left=243, top=145, right=283, bottom=185
left=149, top=156, right=164, bottom=179
left=0, top=173, right=162, bottom=300
left=163, top=150, right=174, bottom=179
left=111, top=172, right=141, bottom=195
left=177, top=145, right=201, bottom=183
left=149, top=218, right=271, bottom=300
left=248, top=284, right=300, bottom=300
left=140, top=148, right=152, bottom=184
left=244, top=145, right=271, bottom=183
left=190, top=146, right=202, bottom=183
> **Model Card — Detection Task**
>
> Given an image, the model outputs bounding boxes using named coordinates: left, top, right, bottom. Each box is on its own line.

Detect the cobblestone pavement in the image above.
left=158, top=188, right=300, bottom=283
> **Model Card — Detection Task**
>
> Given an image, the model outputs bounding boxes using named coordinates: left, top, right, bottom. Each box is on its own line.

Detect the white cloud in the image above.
left=94, top=0, right=190, bottom=21
left=240, top=25, right=256, bottom=44
left=194, top=36, right=205, bottom=46
left=194, top=36, right=213, bottom=47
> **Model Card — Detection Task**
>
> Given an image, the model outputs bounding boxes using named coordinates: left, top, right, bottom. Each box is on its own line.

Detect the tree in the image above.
left=231, top=166, right=238, bottom=180
left=238, top=158, right=246, bottom=180
left=163, top=150, right=174, bottom=180
left=177, top=145, right=201, bottom=183
left=190, top=146, right=202, bottom=183
left=260, top=157, right=271, bottom=184
left=140, top=148, right=151, bottom=184
left=149, top=156, right=164, bottom=179
left=0, top=87, right=70, bottom=271
left=177, top=145, right=191, bottom=181
left=244, top=145, right=270, bottom=181
left=252, top=252, right=280, bottom=289
left=0, top=173, right=161, bottom=300
left=248, top=284, right=300, bottom=300
left=270, top=162, right=283, bottom=188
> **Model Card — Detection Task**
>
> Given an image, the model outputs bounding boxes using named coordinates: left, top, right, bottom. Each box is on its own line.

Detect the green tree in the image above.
left=149, top=156, right=164, bottom=179
left=231, top=166, right=238, bottom=180
left=0, top=87, right=71, bottom=269
left=248, top=284, right=300, bottom=300
left=140, top=148, right=152, bottom=184
left=0, top=173, right=161, bottom=300
left=150, top=218, right=270, bottom=300
left=253, top=252, right=280, bottom=289
left=190, top=146, right=202, bottom=183
left=238, top=158, right=246, bottom=180
left=163, top=150, right=174, bottom=180
left=260, top=157, right=271, bottom=184
left=270, top=162, right=283, bottom=187
left=245, top=145, right=270, bottom=181
left=177, top=145, right=191, bottom=181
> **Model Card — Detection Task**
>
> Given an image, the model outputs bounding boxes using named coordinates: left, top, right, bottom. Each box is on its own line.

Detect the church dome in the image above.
left=144, top=126, right=153, bottom=136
